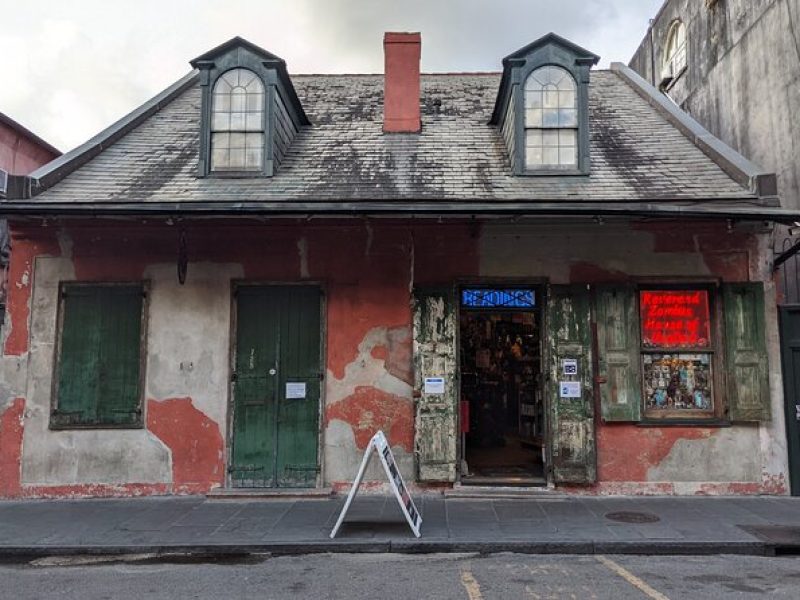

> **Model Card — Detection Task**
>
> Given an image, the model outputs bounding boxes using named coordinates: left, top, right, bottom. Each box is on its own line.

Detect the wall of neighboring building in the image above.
left=0, top=219, right=788, bottom=498
left=0, top=119, right=59, bottom=176
left=629, top=0, right=800, bottom=214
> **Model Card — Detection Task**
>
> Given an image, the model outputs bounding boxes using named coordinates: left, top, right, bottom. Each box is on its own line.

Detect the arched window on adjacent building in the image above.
left=524, top=66, right=578, bottom=169
left=662, top=20, right=687, bottom=88
left=210, top=68, right=265, bottom=172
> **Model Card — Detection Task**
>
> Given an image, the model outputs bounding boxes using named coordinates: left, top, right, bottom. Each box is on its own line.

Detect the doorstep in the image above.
left=206, top=487, right=334, bottom=500
left=445, top=484, right=568, bottom=500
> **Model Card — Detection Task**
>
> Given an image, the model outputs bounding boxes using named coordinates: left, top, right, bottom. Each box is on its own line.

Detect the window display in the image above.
left=643, top=353, right=712, bottom=411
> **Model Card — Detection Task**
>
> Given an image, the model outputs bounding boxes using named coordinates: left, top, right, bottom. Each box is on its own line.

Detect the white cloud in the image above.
left=0, top=0, right=663, bottom=152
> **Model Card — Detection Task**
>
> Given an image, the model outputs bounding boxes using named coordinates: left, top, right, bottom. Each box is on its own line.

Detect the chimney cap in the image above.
left=384, top=32, right=421, bottom=44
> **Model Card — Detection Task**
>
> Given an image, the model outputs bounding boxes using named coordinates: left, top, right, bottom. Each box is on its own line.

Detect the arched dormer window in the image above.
left=662, top=20, right=687, bottom=88
left=524, top=66, right=578, bottom=169
left=210, top=68, right=265, bottom=172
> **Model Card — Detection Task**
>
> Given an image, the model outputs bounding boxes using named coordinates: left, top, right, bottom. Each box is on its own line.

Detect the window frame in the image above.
left=514, top=59, right=592, bottom=177
left=637, top=283, right=725, bottom=423
left=662, top=19, right=688, bottom=90
left=209, top=67, right=267, bottom=175
left=50, top=281, right=149, bottom=430
left=523, top=66, right=579, bottom=171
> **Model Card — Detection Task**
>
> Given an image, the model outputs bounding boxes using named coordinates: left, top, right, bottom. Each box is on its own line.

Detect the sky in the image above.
left=0, top=0, right=664, bottom=153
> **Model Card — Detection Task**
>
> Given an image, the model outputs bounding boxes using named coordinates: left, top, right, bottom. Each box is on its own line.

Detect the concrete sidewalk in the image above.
left=1, top=494, right=800, bottom=558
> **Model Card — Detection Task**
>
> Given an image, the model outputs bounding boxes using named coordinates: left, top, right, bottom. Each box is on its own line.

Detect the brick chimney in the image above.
left=383, top=32, right=421, bottom=133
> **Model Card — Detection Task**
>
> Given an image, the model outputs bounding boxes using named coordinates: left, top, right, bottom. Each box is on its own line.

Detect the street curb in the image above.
left=0, top=540, right=774, bottom=560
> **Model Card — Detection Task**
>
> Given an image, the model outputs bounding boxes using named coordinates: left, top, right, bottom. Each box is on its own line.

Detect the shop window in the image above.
left=639, top=289, right=715, bottom=418
left=51, top=284, right=146, bottom=429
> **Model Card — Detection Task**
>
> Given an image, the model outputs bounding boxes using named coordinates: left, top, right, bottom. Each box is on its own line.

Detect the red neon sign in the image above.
left=640, top=290, right=711, bottom=348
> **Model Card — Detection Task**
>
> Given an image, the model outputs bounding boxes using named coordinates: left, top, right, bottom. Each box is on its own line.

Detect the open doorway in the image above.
left=459, top=287, right=545, bottom=486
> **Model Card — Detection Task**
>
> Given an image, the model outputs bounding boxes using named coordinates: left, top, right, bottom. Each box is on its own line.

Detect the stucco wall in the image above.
left=0, top=218, right=787, bottom=497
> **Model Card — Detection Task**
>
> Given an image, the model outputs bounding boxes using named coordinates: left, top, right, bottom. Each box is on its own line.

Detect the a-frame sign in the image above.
left=330, top=430, right=422, bottom=538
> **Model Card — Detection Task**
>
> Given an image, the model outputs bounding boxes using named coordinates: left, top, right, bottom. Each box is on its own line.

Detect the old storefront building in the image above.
left=0, top=33, right=796, bottom=498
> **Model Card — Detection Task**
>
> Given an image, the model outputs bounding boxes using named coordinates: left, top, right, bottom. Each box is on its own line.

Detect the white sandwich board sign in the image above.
left=329, top=430, right=422, bottom=538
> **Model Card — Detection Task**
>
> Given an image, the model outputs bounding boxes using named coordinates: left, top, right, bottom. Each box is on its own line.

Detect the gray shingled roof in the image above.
left=23, top=71, right=762, bottom=206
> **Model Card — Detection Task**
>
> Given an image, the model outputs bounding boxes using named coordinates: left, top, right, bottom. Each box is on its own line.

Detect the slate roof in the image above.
left=5, top=68, right=789, bottom=219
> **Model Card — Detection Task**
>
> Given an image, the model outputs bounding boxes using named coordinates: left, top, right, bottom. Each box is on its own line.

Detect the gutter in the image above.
left=1, top=200, right=799, bottom=223
left=610, top=62, right=778, bottom=199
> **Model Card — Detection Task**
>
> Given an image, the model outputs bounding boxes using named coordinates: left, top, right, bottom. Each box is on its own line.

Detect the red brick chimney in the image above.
left=383, top=32, right=421, bottom=133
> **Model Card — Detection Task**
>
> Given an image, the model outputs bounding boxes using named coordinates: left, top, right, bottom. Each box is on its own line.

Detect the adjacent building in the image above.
left=0, top=33, right=795, bottom=499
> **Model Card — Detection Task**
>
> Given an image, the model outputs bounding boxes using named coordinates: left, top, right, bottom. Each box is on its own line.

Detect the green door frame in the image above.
left=227, top=282, right=326, bottom=488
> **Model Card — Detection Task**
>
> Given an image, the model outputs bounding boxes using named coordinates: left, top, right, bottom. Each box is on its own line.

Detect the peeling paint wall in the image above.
left=0, top=218, right=787, bottom=497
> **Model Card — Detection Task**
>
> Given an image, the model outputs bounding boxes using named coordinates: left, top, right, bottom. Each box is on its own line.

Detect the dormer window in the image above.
left=490, top=33, right=599, bottom=176
left=211, top=69, right=265, bottom=172
left=524, top=66, right=578, bottom=169
left=190, top=36, right=310, bottom=178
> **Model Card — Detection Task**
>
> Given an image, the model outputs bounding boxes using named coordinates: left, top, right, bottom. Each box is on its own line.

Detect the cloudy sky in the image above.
left=1, top=0, right=663, bottom=153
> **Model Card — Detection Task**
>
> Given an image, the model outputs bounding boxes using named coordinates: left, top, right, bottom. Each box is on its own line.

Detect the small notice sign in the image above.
left=330, top=430, right=422, bottom=539
left=559, top=381, right=581, bottom=399
left=562, top=358, right=578, bottom=376
left=285, top=382, right=307, bottom=399
left=424, top=377, right=445, bottom=395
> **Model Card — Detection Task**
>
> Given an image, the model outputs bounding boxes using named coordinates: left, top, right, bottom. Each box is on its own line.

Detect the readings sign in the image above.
left=330, top=431, right=421, bottom=539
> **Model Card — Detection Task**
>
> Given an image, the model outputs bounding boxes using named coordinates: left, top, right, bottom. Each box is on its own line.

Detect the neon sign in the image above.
left=640, top=290, right=711, bottom=348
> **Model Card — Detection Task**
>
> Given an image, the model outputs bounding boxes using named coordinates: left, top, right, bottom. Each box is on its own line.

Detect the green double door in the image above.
left=230, top=285, right=322, bottom=488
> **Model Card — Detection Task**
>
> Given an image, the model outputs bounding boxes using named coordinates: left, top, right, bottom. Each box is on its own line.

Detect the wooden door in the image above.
left=231, top=286, right=322, bottom=488
left=546, top=285, right=597, bottom=484
left=780, top=305, right=800, bottom=496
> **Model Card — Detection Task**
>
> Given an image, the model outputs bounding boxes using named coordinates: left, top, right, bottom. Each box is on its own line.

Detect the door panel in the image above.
left=780, top=306, right=800, bottom=496
left=231, top=286, right=321, bottom=488
left=546, top=285, right=597, bottom=484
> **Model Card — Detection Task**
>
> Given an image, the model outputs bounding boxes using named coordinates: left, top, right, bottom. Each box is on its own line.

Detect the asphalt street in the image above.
left=1, top=552, right=799, bottom=599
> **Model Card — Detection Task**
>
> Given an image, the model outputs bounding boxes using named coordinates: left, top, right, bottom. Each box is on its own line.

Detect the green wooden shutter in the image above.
left=412, top=286, right=458, bottom=482
left=723, top=282, right=770, bottom=422
left=54, top=285, right=143, bottom=427
left=596, top=285, right=641, bottom=422
left=547, top=285, right=597, bottom=484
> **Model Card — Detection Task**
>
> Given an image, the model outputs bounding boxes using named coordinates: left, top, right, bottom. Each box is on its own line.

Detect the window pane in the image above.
left=245, top=113, right=262, bottom=131
left=559, top=90, right=576, bottom=108
left=543, top=89, right=559, bottom=108
left=643, top=353, right=713, bottom=412
left=542, top=130, right=559, bottom=147
left=213, top=94, right=231, bottom=112
left=231, top=90, right=247, bottom=112
left=542, top=109, right=559, bottom=127
left=559, top=146, right=576, bottom=165
left=556, top=73, right=576, bottom=92
left=229, top=132, right=246, bottom=148
left=245, top=132, right=264, bottom=149
left=525, top=91, right=543, bottom=109
left=246, top=93, right=263, bottom=111
left=211, top=147, right=229, bottom=169
left=525, top=146, right=543, bottom=167
left=525, top=108, right=543, bottom=127
left=245, top=147, right=263, bottom=169
left=230, top=112, right=246, bottom=130
left=542, top=147, right=559, bottom=165
left=559, top=129, right=576, bottom=146
left=211, top=112, right=230, bottom=131
left=229, top=148, right=246, bottom=169
left=525, top=129, right=542, bottom=148
left=211, top=132, right=229, bottom=149
left=559, top=109, right=578, bottom=127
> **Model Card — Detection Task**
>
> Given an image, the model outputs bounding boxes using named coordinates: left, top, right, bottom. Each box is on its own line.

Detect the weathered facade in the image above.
left=0, top=33, right=796, bottom=498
